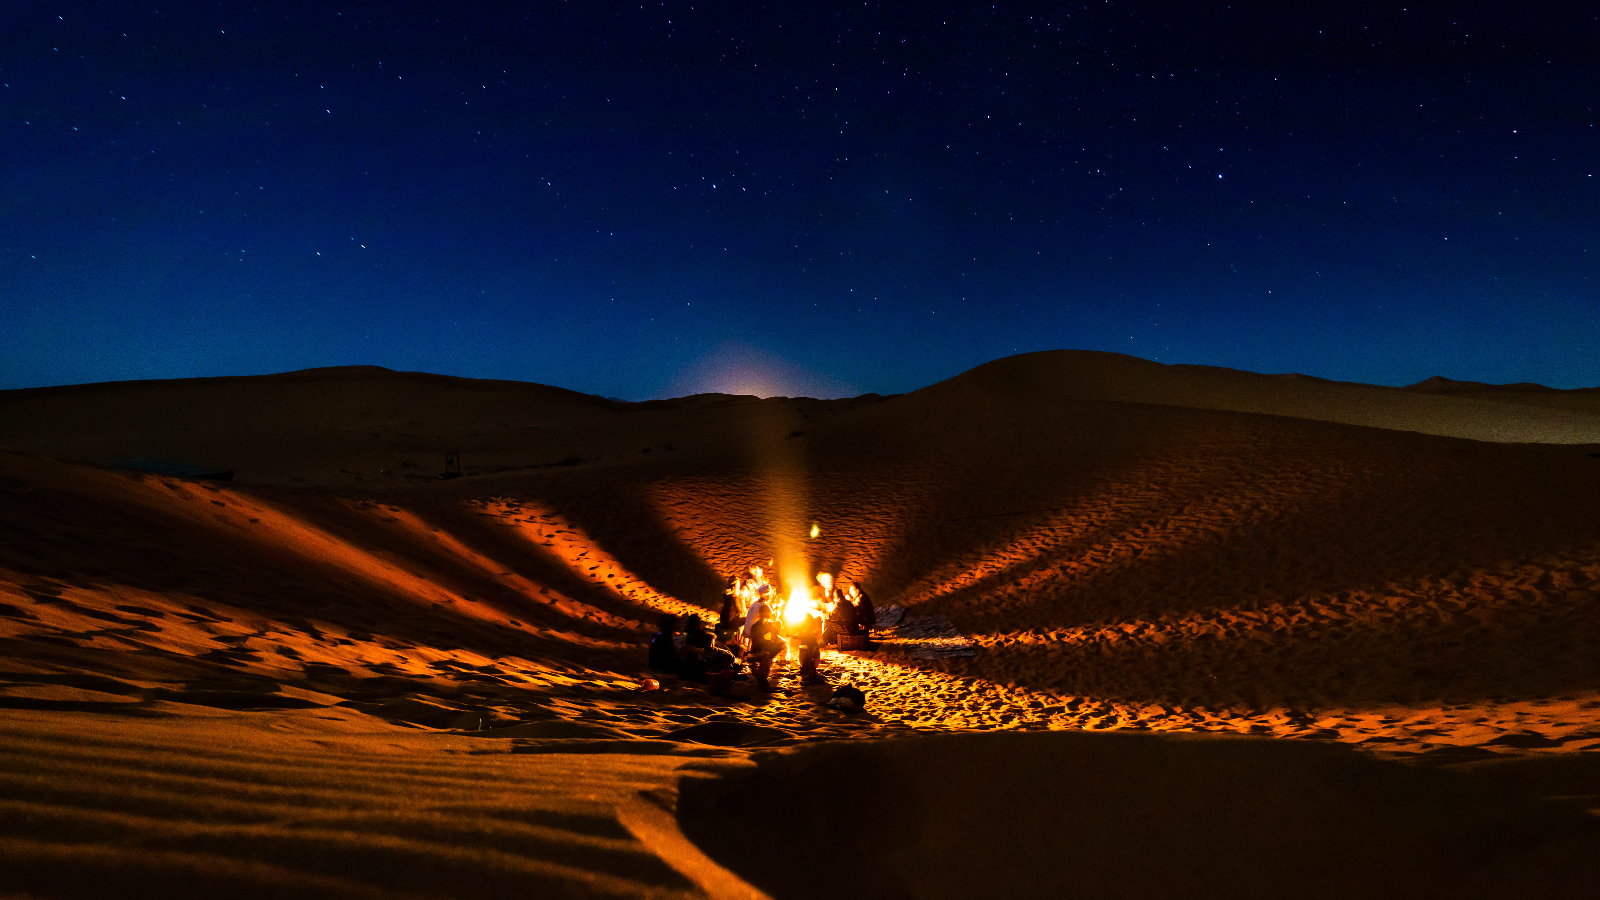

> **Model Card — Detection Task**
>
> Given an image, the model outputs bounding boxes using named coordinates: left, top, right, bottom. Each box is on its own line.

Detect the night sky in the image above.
left=4, top=2, right=1597, bottom=398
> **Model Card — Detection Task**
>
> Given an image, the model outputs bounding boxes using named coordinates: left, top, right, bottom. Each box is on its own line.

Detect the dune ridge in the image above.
left=935, top=350, right=1600, bottom=443
left=3, top=350, right=1598, bottom=492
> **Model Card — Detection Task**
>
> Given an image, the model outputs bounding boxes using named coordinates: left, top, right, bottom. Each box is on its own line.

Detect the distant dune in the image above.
left=2, top=350, right=1598, bottom=898
left=5, top=353, right=1597, bottom=488
left=926, top=350, right=1600, bottom=443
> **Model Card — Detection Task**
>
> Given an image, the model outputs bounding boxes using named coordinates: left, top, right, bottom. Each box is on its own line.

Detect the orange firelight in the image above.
left=783, top=582, right=815, bottom=626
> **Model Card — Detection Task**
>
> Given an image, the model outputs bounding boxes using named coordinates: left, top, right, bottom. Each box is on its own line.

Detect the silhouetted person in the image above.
left=746, top=605, right=786, bottom=692
left=700, top=632, right=740, bottom=695
left=792, top=606, right=825, bottom=684
left=826, top=591, right=861, bottom=645
left=649, top=613, right=680, bottom=674
left=716, top=584, right=742, bottom=644
left=683, top=613, right=707, bottom=642
left=846, top=582, right=876, bottom=648
left=849, top=583, right=876, bottom=629
left=678, top=627, right=712, bottom=683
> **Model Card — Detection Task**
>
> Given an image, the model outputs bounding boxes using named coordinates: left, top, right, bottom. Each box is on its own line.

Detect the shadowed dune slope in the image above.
left=680, top=730, right=1600, bottom=900
left=784, top=386, right=1600, bottom=716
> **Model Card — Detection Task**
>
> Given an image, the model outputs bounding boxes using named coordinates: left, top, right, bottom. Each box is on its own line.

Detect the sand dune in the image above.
left=933, top=350, right=1600, bottom=443
left=4, top=351, right=1598, bottom=491
left=2, top=350, right=1599, bottom=897
left=0, top=365, right=620, bottom=486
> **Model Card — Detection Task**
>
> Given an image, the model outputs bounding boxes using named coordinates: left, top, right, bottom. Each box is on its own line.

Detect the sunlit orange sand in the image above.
left=3, top=350, right=1599, bottom=898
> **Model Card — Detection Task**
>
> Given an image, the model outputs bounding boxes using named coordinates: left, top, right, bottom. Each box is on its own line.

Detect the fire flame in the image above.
left=783, top=582, right=815, bottom=627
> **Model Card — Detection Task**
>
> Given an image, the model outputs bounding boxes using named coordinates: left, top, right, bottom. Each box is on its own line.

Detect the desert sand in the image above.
left=2, top=349, right=1599, bottom=898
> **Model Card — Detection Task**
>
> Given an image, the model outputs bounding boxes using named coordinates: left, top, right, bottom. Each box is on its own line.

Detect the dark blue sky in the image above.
left=4, top=1, right=1597, bottom=397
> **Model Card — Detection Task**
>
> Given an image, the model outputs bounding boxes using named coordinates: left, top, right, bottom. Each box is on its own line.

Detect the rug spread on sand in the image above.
left=875, top=606, right=977, bottom=659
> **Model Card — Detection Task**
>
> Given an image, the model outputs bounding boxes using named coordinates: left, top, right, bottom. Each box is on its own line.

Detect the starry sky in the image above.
left=4, top=2, right=1598, bottom=398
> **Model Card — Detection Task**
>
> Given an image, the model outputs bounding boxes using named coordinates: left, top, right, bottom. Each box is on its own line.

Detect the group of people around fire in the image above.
left=648, top=565, right=877, bottom=694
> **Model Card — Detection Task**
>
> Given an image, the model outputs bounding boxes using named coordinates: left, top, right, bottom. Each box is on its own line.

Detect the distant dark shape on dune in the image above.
left=1403, top=375, right=1565, bottom=394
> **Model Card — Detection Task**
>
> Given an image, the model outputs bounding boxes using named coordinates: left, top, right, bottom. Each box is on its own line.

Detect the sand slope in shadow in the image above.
left=680, top=729, right=1600, bottom=900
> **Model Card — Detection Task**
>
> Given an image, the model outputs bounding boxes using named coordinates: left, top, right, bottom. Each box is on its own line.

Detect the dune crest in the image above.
left=926, top=350, right=1600, bottom=443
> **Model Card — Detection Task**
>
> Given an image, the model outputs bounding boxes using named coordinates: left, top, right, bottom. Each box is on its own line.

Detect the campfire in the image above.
left=782, top=581, right=819, bottom=627
left=727, top=565, right=867, bottom=653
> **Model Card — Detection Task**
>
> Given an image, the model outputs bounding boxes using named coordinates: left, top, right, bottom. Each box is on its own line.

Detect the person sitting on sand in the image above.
left=815, top=572, right=838, bottom=607
left=791, top=603, right=826, bottom=685
left=745, top=605, right=786, bottom=692
left=716, top=579, right=743, bottom=644
left=699, top=632, right=742, bottom=695
left=704, top=630, right=738, bottom=673
left=845, top=581, right=876, bottom=649
left=682, top=613, right=707, bottom=643
left=845, top=582, right=875, bottom=628
left=825, top=587, right=861, bottom=645
left=678, top=627, right=711, bottom=683
left=649, top=613, right=680, bottom=674
left=742, top=582, right=773, bottom=643
left=742, top=564, right=767, bottom=607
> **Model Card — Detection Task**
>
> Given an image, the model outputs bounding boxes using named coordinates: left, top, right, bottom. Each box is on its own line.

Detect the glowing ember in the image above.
left=809, top=523, right=821, bottom=539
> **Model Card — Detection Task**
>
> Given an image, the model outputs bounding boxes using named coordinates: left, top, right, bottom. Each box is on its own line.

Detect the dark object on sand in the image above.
left=827, top=684, right=867, bottom=713
left=438, top=451, right=462, bottom=480
left=835, top=633, right=871, bottom=651
left=649, top=613, right=680, bottom=673
left=110, top=457, right=233, bottom=481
